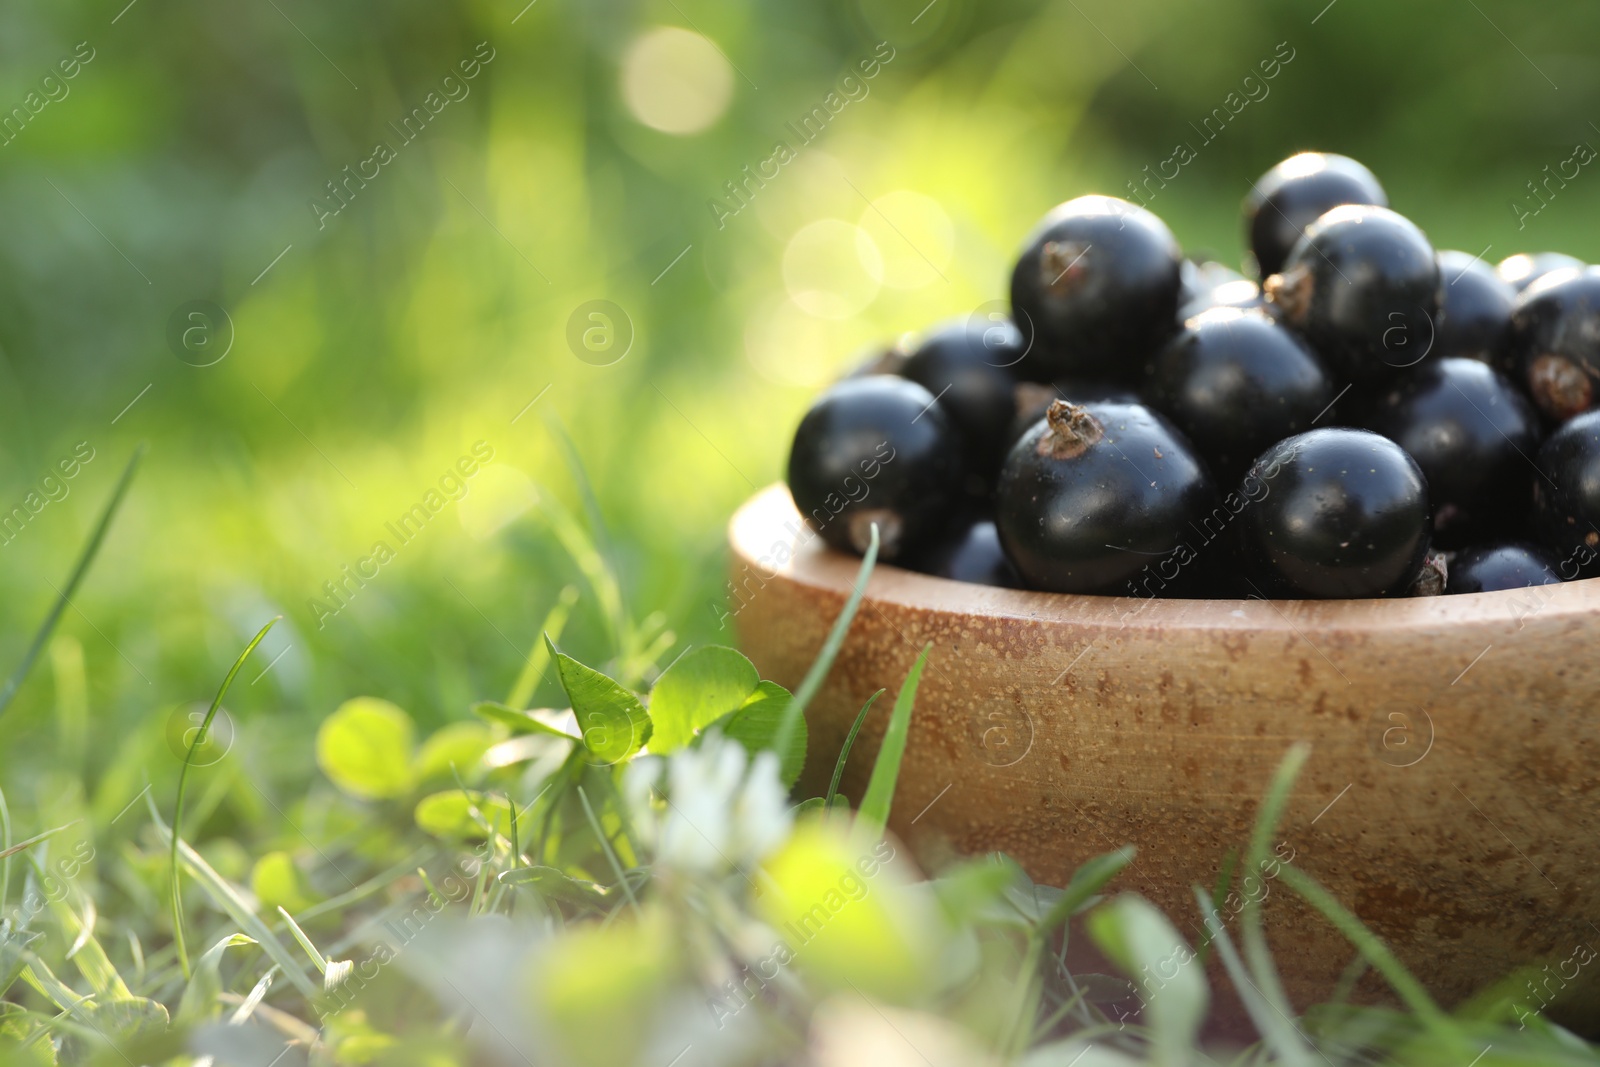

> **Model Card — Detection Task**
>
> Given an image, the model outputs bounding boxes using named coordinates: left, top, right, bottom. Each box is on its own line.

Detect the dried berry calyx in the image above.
left=1037, top=400, right=1105, bottom=460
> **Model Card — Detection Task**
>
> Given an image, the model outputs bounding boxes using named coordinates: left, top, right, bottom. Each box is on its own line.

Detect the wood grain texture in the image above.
left=729, top=483, right=1600, bottom=1024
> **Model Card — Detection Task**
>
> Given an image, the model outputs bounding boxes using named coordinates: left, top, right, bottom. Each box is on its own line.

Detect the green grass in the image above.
left=0, top=507, right=1592, bottom=1066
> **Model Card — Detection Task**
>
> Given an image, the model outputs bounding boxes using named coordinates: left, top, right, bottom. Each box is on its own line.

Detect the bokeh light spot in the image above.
left=621, top=27, right=735, bottom=135
left=783, top=219, right=883, bottom=319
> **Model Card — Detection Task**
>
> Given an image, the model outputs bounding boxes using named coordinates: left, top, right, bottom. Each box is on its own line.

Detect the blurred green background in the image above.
left=2, top=0, right=1599, bottom=783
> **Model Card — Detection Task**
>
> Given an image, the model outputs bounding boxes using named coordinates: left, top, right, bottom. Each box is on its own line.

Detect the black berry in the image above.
left=1532, top=409, right=1600, bottom=577
left=1435, top=250, right=1516, bottom=369
left=787, top=377, right=965, bottom=561
left=1263, top=205, right=1440, bottom=385
left=906, top=520, right=1020, bottom=588
left=1508, top=266, right=1600, bottom=423
left=840, top=336, right=912, bottom=380
left=1179, top=259, right=1247, bottom=308
left=1244, top=152, right=1388, bottom=277
left=1497, top=252, right=1585, bottom=293
left=1180, top=278, right=1269, bottom=321
left=1364, top=358, right=1541, bottom=546
left=1008, top=380, right=1141, bottom=446
left=900, top=319, right=1024, bottom=477
left=996, top=400, right=1214, bottom=593
left=1446, top=543, right=1563, bottom=594
left=1145, top=307, right=1334, bottom=483
left=1238, top=428, right=1431, bottom=598
left=1009, top=196, right=1183, bottom=382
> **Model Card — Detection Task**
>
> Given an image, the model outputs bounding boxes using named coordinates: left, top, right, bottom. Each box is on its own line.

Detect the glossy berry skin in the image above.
left=1446, top=543, right=1563, bottom=594
left=1180, top=278, right=1269, bottom=321
left=787, top=377, right=964, bottom=562
left=1009, top=196, right=1184, bottom=382
left=1497, top=252, right=1585, bottom=293
left=1145, top=307, right=1334, bottom=484
left=1179, top=259, right=1247, bottom=308
left=1508, top=266, right=1600, bottom=423
left=907, top=520, right=1020, bottom=588
left=996, top=401, right=1214, bottom=594
left=1264, top=205, right=1440, bottom=385
left=1237, top=428, right=1432, bottom=599
left=1364, top=358, right=1541, bottom=547
left=900, top=319, right=1024, bottom=477
left=1532, top=409, right=1600, bottom=577
left=1436, top=250, right=1517, bottom=369
left=1243, top=153, right=1388, bottom=277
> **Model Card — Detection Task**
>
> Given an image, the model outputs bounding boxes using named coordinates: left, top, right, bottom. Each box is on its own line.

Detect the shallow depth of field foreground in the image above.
left=0, top=0, right=1598, bottom=1064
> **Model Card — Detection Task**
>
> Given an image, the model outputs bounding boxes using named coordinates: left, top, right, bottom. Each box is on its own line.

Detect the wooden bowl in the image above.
left=729, top=484, right=1600, bottom=1023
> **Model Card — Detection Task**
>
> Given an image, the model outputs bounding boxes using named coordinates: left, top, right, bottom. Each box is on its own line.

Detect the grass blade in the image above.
left=773, top=523, right=880, bottom=766
left=170, top=615, right=280, bottom=978
left=0, top=819, right=81, bottom=860
left=1276, top=864, right=1455, bottom=1037
left=1192, top=885, right=1315, bottom=1066
left=855, top=643, right=931, bottom=839
left=1035, top=844, right=1137, bottom=938
left=1240, top=742, right=1312, bottom=1037
left=505, top=585, right=579, bottom=709
left=824, top=689, right=884, bottom=812
left=0, top=445, right=144, bottom=717
left=145, top=794, right=321, bottom=1001
left=575, top=786, right=638, bottom=915
left=278, top=906, right=328, bottom=974
left=1196, top=846, right=1238, bottom=965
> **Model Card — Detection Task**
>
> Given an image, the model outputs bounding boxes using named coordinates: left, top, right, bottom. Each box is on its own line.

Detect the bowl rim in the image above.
left=729, top=483, right=1600, bottom=635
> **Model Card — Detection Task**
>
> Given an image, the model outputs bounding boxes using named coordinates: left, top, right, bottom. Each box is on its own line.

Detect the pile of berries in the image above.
left=786, top=152, right=1600, bottom=600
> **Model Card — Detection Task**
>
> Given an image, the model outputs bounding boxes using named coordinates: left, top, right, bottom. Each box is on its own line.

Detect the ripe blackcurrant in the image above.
left=840, top=336, right=912, bottom=380
left=1008, top=380, right=1141, bottom=447
left=1009, top=196, right=1183, bottom=382
left=1532, top=409, right=1600, bottom=577
left=1364, top=358, right=1541, bottom=546
left=995, top=400, right=1214, bottom=593
left=1180, top=278, right=1269, bottom=322
left=1238, top=428, right=1431, bottom=598
left=906, top=519, right=1020, bottom=588
left=1446, top=543, right=1563, bottom=594
left=1243, top=152, right=1388, bottom=277
left=1497, top=252, right=1585, bottom=293
left=1145, top=307, right=1334, bottom=484
left=1179, top=259, right=1247, bottom=307
left=1435, top=250, right=1516, bottom=369
left=1263, top=205, right=1440, bottom=385
left=900, top=319, right=1023, bottom=477
left=787, top=377, right=965, bottom=561
left=1508, top=266, right=1600, bottom=423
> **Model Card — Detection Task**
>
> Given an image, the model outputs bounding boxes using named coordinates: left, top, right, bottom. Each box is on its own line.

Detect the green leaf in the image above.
left=1087, top=894, right=1207, bottom=1067
left=472, top=701, right=580, bottom=741
left=176, top=933, right=255, bottom=1026
left=719, top=680, right=805, bottom=787
left=856, top=644, right=931, bottom=839
left=414, top=791, right=513, bottom=840
left=412, top=721, right=495, bottom=783
left=316, top=697, right=417, bottom=800
left=1036, top=845, right=1137, bottom=938
left=545, top=637, right=649, bottom=764
left=250, top=851, right=315, bottom=914
left=646, top=645, right=761, bottom=753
